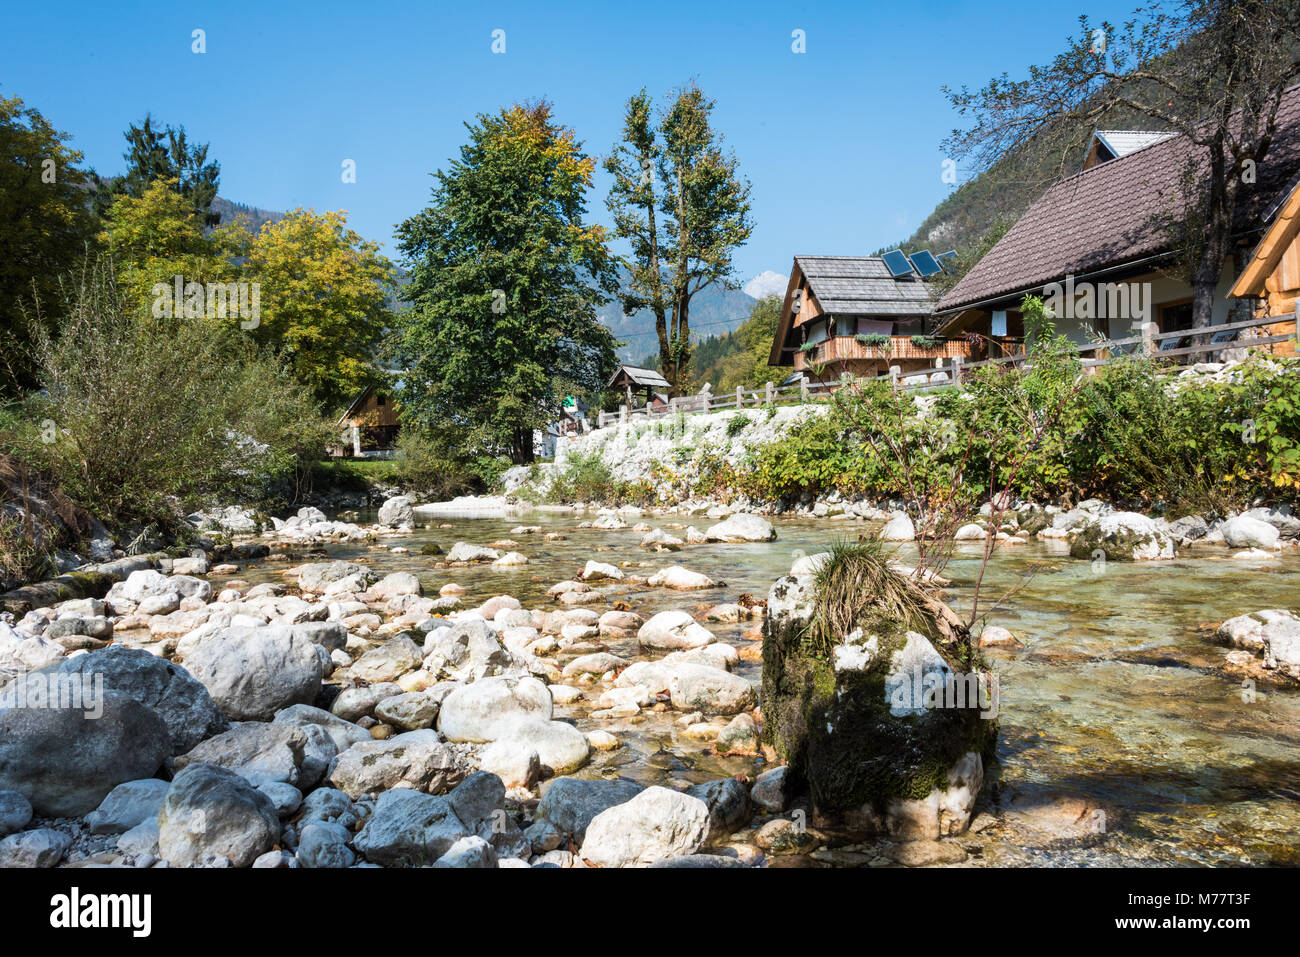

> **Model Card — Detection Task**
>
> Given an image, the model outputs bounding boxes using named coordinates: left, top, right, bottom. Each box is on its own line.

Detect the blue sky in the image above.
left=2, top=0, right=1143, bottom=288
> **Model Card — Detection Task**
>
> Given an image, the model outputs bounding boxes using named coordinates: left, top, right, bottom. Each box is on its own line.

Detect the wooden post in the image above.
left=619, top=404, right=627, bottom=425
left=625, top=385, right=633, bottom=410
left=1141, top=321, right=1156, bottom=357
left=736, top=386, right=743, bottom=409
left=800, top=376, right=809, bottom=404
left=765, top=381, right=774, bottom=407
left=1294, top=305, right=1299, bottom=344
left=701, top=389, right=709, bottom=413
left=952, top=355, right=963, bottom=384
left=889, top=365, right=900, bottom=392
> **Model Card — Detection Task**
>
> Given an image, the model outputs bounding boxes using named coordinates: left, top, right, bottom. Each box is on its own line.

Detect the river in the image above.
left=238, top=507, right=1300, bottom=866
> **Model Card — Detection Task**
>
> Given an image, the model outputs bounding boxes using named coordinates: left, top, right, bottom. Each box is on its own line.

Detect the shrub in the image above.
left=13, top=260, right=331, bottom=528
left=726, top=413, right=750, bottom=438
left=391, top=426, right=504, bottom=499
left=545, top=451, right=615, bottom=503
left=0, top=453, right=90, bottom=589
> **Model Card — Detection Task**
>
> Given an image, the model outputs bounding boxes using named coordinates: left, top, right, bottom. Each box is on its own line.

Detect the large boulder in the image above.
left=174, top=722, right=335, bottom=790
left=878, top=512, right=916, bottom=541
left=26, top=646, right=227, bottom=754
left=760, top=551, right=995, bottom=840
left=1216, top=609, right=1300, bottom=680
left=1242, top=506, right=1300, bottom=539
left=377, top=495, right=415, bottom=527
left=183, top=625, right=323, bottom=721
left=1068, top=512, right=1174, bottom=561
left=157, top=763, right=280, bottom=868
left=0, top=621, right=63, bottom=676
left=637, top=610, right=714, bottom=650
left=686, top=777, right=752, bottom=839
left=647, top=566, right=718, bottom=590
left=349, top=635, right=423, bottom=683
left=437, top=676, right=552, bottom=742
left=0, top=790, right=33, bottom=838
left=580, top=786, right=711, bottom=867
left=370, top=571, right=422, bottom=599
left=581, top=560, right=624, bottom=581
left=328, top=730, right=465, bottom=798
left=296, top=561, right=377, bottom=595
left=0, top=692, right=170, bottom=817
left=272, top=704, right=372, bottom=752
left=536, top=777, right=644, bottom=843
left=504, top=718, right=590, bottom=774
left=0, top=828, right=72, bottom=868
left=353, top=789, right=469, bottom=867
left=85, top=778, right=171, bottom=835
left=1219, top=514, right=1281, bottom=550
left=446, top=543, right=501, bottom=563
left=423, top=620, right=526, bottom=682
left=705, top=513, right=776, bottom=543
left=667, top=663, right=757, bottom=715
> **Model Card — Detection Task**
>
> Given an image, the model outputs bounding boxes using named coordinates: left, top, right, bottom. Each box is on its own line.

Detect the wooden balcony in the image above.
left=795, top=334, right=979, bottom=370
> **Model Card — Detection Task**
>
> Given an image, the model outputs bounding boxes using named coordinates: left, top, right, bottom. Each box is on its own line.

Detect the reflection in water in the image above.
left=237, top=509, right=1300, bottom=866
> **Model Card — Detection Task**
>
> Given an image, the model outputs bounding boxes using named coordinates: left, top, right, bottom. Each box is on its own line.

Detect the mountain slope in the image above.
left=598, top=266, right=758, bottom=362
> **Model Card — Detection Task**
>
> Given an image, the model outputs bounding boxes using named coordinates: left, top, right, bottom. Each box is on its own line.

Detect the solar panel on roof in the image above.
left=936, top=250, right=959, bottom=271
left=908, top=250, right=943, bottom=277
left=881, top=249, right=914, bottom=277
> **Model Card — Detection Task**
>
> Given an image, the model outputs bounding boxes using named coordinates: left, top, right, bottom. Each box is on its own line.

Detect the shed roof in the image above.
left=607, top=364, right=671, bottom=389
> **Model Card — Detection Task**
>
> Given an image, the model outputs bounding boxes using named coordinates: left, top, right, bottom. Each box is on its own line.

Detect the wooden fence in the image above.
left=592, top=309, right=1300, bottom=430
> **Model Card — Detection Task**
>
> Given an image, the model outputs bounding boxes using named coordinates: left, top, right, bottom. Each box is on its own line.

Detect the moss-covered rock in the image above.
left=760, top=545, right=997, bottom=838
left=1067, top=511, right=1174, bottom=561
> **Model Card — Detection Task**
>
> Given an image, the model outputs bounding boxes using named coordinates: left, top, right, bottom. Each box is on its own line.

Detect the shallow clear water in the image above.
left=240, top=508, right=1300, bottom=866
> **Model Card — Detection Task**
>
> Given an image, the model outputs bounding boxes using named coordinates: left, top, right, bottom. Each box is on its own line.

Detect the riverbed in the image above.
left=237, top=507, right=1300, bottom=866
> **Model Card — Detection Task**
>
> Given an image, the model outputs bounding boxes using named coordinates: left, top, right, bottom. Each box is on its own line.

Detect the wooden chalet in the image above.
left=334, top=385, right=399, bottom=457
left=769, top=255, right=960, bottom=379
left=935, top=82, right=1300, bottom=357
left=1230, top=176, right=1300, bottom=355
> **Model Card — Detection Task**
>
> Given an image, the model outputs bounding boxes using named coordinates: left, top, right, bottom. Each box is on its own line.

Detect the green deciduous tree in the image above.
left=605, top=86, right=753, bottom=393
left=0, top=95, right=96, bottom=393
left=243, top=208, right=395, bottom=411
left=396, top=102, right=618, bottom=463
left=691, top=294, right=782, bottom=391
left=97, top=177, right=240, bottom=312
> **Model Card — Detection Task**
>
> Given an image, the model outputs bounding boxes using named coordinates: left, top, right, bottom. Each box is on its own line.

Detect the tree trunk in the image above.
left=1189, top=146, right=1236, bottom=350
left=511, top=427, right=535, bottom=465
left=675, top=290, right=692, bottom=395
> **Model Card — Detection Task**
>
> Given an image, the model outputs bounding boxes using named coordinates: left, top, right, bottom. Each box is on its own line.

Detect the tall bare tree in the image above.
left=943, top=0, right=1300, bottom=330
left=605, top=86, right=753, bottom=393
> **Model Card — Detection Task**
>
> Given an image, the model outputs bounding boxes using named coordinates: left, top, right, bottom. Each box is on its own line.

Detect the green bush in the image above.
left=545, top=451, right=615, bottom=503
left=391, top=426, right=505, bottom=499
left=11, top=260, right=331, bottom=528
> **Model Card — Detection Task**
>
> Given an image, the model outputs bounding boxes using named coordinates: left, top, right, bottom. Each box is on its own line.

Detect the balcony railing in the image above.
left=794, top=334, right=1019, bottom=369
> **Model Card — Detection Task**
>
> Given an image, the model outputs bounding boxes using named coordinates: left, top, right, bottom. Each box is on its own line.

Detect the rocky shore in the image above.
left=1, top=488, right=1297, bottom=868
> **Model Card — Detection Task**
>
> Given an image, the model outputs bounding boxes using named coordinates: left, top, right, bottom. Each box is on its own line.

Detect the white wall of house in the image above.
left=1048, top=260, right=1237, bottom=344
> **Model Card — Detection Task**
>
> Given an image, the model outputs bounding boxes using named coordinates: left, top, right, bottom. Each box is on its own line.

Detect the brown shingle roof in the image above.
left=936, top=83, right=1300, bottom=314
left=796, top=255, right=935, bottom=315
